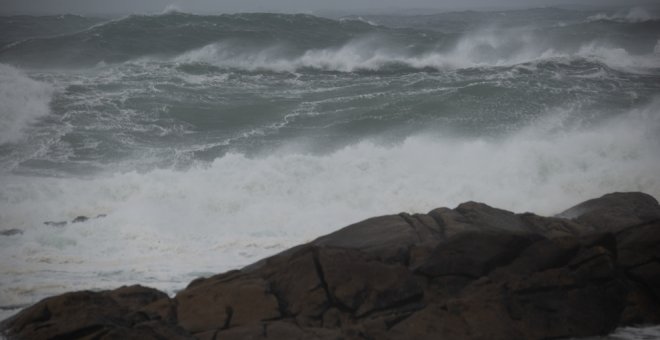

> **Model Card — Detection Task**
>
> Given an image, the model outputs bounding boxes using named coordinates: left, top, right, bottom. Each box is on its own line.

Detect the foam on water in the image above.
left=1, top=98, right=659, bottom=315
left=0, top=64, right=54, bottom=145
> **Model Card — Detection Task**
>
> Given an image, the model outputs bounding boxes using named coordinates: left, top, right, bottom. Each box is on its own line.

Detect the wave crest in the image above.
left=175, top=30, right=660, bottom=73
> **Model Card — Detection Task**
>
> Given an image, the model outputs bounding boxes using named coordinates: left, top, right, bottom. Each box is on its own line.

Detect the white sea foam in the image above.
left=1, top=98, right=659, bottom=313
left=0, top=64, right=54, bottom=145
left=175, top=30, right=660, bottom=73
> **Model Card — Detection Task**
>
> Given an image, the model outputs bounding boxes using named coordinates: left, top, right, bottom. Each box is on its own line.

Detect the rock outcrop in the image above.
left=3, top=192, right=660, bottom=339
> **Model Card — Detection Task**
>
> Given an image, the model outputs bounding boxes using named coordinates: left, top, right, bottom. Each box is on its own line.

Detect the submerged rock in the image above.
left=3, top=192, right=660, bottom=340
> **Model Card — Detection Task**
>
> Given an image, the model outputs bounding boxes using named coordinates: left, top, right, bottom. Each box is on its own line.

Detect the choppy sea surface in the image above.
left=1, top=7, right=659, bottom=335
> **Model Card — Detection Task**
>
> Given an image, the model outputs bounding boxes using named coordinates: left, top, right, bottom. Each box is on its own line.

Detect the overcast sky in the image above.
left=0, top=0, right=657, bottom=15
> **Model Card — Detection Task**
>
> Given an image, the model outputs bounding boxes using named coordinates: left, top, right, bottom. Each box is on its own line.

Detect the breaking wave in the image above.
left=1, top=99, right=659, bottom=304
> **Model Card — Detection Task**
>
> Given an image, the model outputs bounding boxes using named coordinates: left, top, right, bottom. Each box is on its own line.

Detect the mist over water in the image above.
left=0, top=7, right=659, bottom=327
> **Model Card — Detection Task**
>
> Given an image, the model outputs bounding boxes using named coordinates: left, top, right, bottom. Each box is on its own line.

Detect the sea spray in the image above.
left=0, top=64, right=53, bottom=144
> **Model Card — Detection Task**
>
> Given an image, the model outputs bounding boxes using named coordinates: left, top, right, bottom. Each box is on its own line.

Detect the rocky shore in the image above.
left=2, top=192, right=660, bottom=339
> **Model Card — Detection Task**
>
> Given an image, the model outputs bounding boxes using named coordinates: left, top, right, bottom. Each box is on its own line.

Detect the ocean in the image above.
left=1, top=7, right=659, bottom=335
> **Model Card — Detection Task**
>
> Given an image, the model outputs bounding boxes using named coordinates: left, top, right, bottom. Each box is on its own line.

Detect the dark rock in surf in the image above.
left=72, top=216, right=89, bottom=223
left=41, top=214, right=107, bottom=230
left=44, top=221, right=67, bottom=227
left=3, top=192, right=660, bottom=340
left=0, top=229, right=23, bottom=236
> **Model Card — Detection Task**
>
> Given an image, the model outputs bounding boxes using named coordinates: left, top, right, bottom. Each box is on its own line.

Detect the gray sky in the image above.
left=0, top=0, right=657, bottom=15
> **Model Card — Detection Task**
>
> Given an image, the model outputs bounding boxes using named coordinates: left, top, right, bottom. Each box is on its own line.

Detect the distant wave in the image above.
left=1, top=11, right=658, bottom=70
left=587, top=7, right=658, bottom=23
left=0, top=64, right=53, bottom=144
left=0, top=12, right=375, bottom=67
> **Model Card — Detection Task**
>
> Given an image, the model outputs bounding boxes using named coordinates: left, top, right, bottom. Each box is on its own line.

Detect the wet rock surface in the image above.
left=3, top=192, right=660, bottom=339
